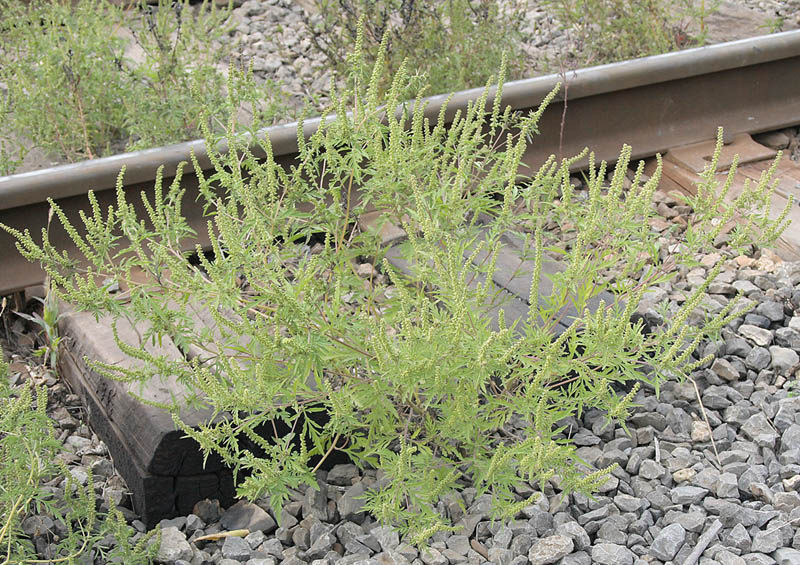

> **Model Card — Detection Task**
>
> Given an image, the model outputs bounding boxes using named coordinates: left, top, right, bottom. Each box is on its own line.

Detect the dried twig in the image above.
left=691, top=375, right=721, bottom=468
left=682, top=518, right=721, bottom=565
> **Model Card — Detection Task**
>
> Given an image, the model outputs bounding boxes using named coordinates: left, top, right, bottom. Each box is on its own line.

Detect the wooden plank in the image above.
left=724, top=180, right=800, bottom=261
left=382, top=223, right=619, bottom=336
left=666, top=133, right=777, bottom=173
left=358, top=210, right=408, bottom=246
left=643, top=158, right=693, bottom=196
left=177, top=301, right=355, bottom=471
left=657, top=159, right=703, bottom=196
left=57, top=343, right=179, bottom=527
left=175, top=472, right=235, bottom=517
left=736, top=159, right=800, bottom=202
left=179, top=301, right=253, bottom=365
left=658, top=138, right=800, bottom=260
left=660, top=135, right=800, bottom=202
left=493, top=229, right=619, bottom=322
left=466, top=232, right=571, bottom=334
left=364, top=211, right=547, bottom=331
left=57, top=306, right=236, bottom=528
left=383, top=245, right=536, bottom=334
left=58, top=307, right=218, bottom=475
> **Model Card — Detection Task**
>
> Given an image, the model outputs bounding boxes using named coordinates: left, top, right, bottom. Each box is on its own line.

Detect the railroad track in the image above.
left=3, top=30, right=800, bottom=294
left=2, top=30, right=800, bottom=527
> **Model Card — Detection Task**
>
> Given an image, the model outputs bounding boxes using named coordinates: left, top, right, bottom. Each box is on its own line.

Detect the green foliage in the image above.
left=0, top=0, right=288, bottom=169
left=546, top=0, right=719, bottom=66
left=305, top=0, right=528, bottom=95
left=0, top=357, right=160, bottom=563
left=2, top=43, right=787, bottom=544
left=121, top=0, right=288, bottom=150
left=761, top=14, right=786, bottom=34
left=0, top=0, right=128, bottom=162
left=14, top=287, right=63, bottom=370
left=0, top=92, right=28, bottom=176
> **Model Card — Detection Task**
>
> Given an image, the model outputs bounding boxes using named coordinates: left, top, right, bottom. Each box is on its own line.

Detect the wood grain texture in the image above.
left=57, top=306, right=235, bottom=528
left=383, top=244, right=536, bottom=334
left=657, top=138, right=800, bottom=261
left=665, top=133, right=777, bottom=173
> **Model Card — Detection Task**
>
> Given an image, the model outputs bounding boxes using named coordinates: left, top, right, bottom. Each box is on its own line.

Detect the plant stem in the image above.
left=311, top=433, right=341, bottom=474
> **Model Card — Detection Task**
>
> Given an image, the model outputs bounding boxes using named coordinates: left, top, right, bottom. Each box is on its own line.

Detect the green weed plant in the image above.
left=303, top=0, right=721, bottom=93
left=304, top=0, right=528, bottom=95
left=0, top=357, right=159, bottom=563
left=2, top=34, right=791, bottom=544
left=0, top=0, right=287, bottom=171
left=13, top=291, right=62, bottom=371
left=546, top=0, right=719, bottom=66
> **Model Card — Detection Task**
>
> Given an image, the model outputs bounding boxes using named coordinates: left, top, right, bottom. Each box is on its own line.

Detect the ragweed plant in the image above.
left=121, top=0, right=288, bottom=150
left=304, top=0, right=528, bottom=95
left=546, top=0, right=719, bottom=66
left=0, top=0, right=287, bottom=169
left=0, top=91, right=27, bottom=177
left=2, top=34, right=788, bottom=543
left=0, top=358, right=159, bottom=564
left=13, top=291, right=62, bottom=370
left=0, top=0, right=129, bottom=162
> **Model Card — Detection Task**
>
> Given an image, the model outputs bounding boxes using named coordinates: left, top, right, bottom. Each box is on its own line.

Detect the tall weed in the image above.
left=546, top=0, right=718, bottom=66
left=0, top=357, right=159, bottom=563
left=305, top=0, right=528, bottom=95
left=0, top=0, right=288, bottom=169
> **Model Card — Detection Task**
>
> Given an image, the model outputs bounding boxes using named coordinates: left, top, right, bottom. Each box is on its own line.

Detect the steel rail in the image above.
left=2, top=30, right=800, bottom=294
